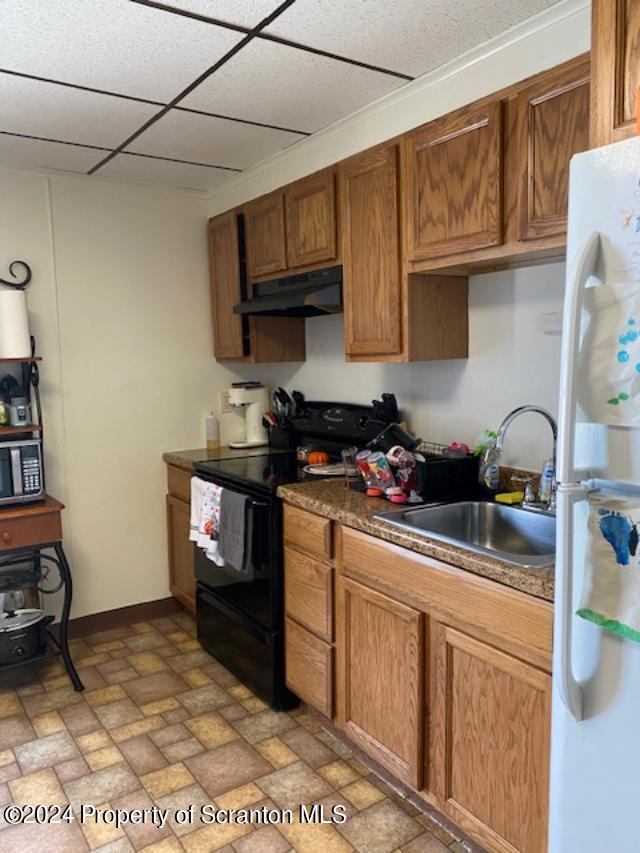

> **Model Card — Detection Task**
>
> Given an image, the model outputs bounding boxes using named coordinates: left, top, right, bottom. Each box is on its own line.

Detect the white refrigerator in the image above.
left=551, top=136, right=640, bottom=852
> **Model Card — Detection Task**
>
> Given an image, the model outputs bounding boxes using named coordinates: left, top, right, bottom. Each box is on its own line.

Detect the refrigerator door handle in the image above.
left=556, top=482, right=586, bottom=722
left=555, top=230, right=600, bottom=724
left=557, top=230, right=601, bottom=485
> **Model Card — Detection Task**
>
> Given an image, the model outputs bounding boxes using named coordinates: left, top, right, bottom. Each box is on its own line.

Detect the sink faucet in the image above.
left=495, top=405, right=557, bottom=513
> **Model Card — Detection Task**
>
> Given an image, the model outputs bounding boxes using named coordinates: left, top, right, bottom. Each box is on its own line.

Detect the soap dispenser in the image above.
left=478, top=433, right=500, bottom=497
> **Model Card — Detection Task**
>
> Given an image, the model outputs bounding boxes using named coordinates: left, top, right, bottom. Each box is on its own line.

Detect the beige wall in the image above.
left=0, top=168, right=237, bottom=617
left=234, top=265, right=565, bottom=470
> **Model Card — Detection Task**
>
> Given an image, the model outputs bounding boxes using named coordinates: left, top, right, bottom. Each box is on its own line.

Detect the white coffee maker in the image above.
left=228, top=385, right=269, bottom=448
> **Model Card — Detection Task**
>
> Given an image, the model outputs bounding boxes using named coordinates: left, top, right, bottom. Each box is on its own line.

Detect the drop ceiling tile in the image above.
left=0, top=75, right=158, bottom=148
left=0, top=0, right=243, bottom=102
left=182, top=39, right=405, bottom=133
left=0, top=133, right=102, bottom=174
left=266, top=0, right=562, bottom=78
left=126, top=110, right=303, bottom=169
left=160, top=0, right=282, bottom=28
left=98, top=153, right=233, bottom=192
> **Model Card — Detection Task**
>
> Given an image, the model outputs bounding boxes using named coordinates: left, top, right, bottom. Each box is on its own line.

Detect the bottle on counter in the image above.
left=205, top=411, right=220, bottom=451
left=538, top=457, right=555, bottom=503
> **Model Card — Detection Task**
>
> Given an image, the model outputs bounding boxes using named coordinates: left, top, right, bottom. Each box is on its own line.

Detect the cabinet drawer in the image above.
left=167, top=465, right=191, bottom=503
left=285, top=616, right=333, bottom=718
left=284, top=505, right=332, bottom=561
left=285, top=547, right=333, bottom=641
left=0, top=512, right=62, bottom=551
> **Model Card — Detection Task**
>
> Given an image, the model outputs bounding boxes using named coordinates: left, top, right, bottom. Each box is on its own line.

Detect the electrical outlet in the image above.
left=219, top=390, right=234, bottom=414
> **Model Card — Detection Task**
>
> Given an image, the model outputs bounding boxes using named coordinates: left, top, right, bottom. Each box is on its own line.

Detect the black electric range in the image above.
left=193, top=397, right=397, bottom=710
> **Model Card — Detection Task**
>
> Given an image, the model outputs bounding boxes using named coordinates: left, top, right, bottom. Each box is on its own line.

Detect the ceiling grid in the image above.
left=0, top=0, right=562, bottom=192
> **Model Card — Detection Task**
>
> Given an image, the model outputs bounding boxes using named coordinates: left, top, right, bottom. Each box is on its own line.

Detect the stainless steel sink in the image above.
left=374, top=501, right=556, bottom=570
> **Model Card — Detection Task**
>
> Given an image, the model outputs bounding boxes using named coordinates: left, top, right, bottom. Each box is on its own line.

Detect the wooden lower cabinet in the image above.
left=283, top=507, right=553, bottom=853
left=165, top=463, right=195, bottom=613
left=336, top=576, right=424, bottom=788
left=166, top=494, right=195, bottom=613
left=431, top=623, right=551, bottom=853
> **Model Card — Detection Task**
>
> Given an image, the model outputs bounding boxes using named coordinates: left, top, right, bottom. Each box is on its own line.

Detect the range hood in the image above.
left=233, top=266, right=342, bottom=318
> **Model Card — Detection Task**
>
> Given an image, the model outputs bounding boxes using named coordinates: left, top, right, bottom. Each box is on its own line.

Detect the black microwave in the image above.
left=0, top=440, right=44, bottom=506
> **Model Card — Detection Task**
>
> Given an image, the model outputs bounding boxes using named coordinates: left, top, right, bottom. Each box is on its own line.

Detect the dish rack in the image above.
left=414, top=440, right=480, bottom=502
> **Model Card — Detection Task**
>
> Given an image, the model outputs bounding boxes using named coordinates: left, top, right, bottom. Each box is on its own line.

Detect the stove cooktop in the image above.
left=195, top=452, right=299, bottom=493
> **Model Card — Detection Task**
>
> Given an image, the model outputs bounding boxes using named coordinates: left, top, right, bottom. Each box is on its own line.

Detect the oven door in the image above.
left=195, top=489, right=280, bottom=631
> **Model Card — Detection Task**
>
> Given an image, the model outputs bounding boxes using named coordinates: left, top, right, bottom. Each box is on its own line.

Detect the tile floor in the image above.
left=0, top=612, right=475, bottom=853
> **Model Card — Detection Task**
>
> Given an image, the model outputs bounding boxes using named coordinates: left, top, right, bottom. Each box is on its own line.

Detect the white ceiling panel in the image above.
left=160, top=0, right=282, bottom=28
left=0, top=134, right=101, bottom=174
left=126, top=109, right=303, bottom=170
left=98, top=153, right=233, bottom=192
left=0, top=76, right=158, bottom=148
left=182, top=39, right=404, bottom=132
left=0, top=0, right=243, bottom=102
left=266, top=0, right=562, bottom=78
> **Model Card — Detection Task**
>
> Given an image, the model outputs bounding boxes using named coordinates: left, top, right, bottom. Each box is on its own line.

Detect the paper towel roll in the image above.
left=0, top=290, right=31, bottom=358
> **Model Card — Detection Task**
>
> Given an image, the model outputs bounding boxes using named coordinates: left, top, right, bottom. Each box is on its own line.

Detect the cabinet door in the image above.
left=337, top=576, right=424, bottom=787
left=591, top=0, right=640, bottom=148
left=166, top=495, right=195, bottom=613
left=517, top=56, right=590, bottom=241
left=244, top=193, right=287, bottom=278
left=340, top=143, right=402, bottom=356
left=285, top=170, right=337, bottom=268
left=431, top=623, right=551, bottom=853
left=405, top=101, right=503, bottom=260
left=207, top=212, right=245, bottom=360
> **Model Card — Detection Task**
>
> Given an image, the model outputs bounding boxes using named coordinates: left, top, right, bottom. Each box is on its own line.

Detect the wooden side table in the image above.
left=0, top=496, right=83, bottom=691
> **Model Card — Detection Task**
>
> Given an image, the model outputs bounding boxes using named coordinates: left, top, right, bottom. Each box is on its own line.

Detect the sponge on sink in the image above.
left=495, top=491, right=524, bottom=505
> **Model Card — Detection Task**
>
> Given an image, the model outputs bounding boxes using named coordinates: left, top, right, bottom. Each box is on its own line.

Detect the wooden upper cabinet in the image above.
left=337, top=576, right=424, bottom=788
left=405, top=100, right=503, bottom=260
left=207, top=212, right=245, bottom=360
left=591, top=0, right=640, bottom=148
left=285, top=170, right=337, bottom=269
left=244, top=192, right=287, bottom=278
left=516, top=55, right=590, bottom=241
left=431, top=624, right=551, bottom=853
left=340, top=143, right=402, bottom=357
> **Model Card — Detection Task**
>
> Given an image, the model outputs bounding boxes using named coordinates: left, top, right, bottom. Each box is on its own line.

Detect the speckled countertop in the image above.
left=277, top=479, right=554, bottom=602
left=163, top=446, right=289, bottom=472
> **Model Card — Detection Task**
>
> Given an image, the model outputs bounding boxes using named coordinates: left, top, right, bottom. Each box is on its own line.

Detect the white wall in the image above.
left=0, top=167, right=235, bottom=617
left=234, top=264, right=565, bottom=470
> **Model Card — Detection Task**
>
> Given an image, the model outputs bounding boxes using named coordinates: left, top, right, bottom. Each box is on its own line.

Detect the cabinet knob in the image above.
left=1, top=531, right=11, bottom=544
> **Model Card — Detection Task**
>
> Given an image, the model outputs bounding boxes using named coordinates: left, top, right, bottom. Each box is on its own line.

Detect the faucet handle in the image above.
left=511, top=475, right=536, bottom=504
